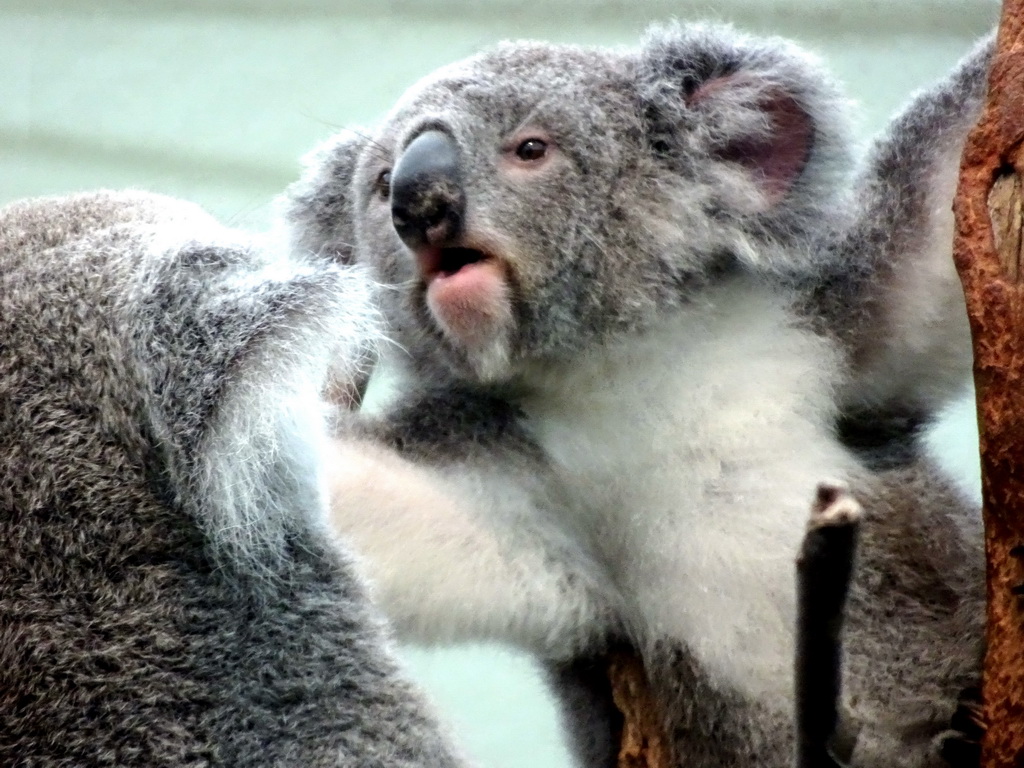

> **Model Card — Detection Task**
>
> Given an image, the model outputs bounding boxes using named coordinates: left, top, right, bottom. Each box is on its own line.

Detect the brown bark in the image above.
left=953, top=2, right=1024, bottom=765
left=608, top=652, right=672, bottom=768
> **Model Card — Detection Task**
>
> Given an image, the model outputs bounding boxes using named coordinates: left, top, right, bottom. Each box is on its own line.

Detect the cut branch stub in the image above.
left=989, top=168, right=1024, bottom=282
left=953, top=4, right=1024, bottom=766
left=795, top=484, right=862, bottom=768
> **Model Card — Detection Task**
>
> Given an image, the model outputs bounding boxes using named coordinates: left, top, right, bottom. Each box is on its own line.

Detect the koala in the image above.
left=284, top=24, right=992, bottom=768
left=0, top=191, right=469, bottom=767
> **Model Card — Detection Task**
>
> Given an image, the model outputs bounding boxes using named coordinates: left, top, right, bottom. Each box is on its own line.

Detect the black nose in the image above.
left=390, top=130, right=465, bottom=250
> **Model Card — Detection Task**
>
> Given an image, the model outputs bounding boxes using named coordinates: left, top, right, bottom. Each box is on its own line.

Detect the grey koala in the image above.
left=0, top=191, right=469, bottom=768
left=284, top=23, right=991, bottom=768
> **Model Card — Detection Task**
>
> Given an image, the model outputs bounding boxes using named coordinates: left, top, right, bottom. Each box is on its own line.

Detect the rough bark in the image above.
left=609, top=652, right=672, bottom=768
left=953, top=2, right=1024, bottom=765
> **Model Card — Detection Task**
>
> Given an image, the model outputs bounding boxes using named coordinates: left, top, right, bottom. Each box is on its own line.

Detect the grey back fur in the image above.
left=0, top=191, right=468, bottom=768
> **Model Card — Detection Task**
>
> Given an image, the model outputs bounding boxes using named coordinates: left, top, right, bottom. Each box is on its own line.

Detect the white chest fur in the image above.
left=519, top=280, right=860, bottom=706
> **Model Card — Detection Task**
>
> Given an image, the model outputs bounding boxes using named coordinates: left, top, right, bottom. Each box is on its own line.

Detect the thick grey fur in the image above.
left=284, top=23, right=991, bottom=768
left=0, top=191, right=468, bottom=768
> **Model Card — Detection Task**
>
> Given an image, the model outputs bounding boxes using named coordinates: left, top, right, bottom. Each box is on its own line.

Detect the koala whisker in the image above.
left=351, top=129, right=393, bottom=163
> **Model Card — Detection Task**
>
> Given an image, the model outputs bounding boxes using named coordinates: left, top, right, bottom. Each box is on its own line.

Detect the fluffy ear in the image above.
left=278, top=129, right=368, bottom=265
left=686, top=72, right=814, bottom=205
left=636, top=23, right=853, bottom=256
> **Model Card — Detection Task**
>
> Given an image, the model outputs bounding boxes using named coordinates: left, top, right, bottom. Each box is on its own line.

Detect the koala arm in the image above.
left=325, top=424, right=616, bottom=661
left=823, top=33, right=994, bottom=418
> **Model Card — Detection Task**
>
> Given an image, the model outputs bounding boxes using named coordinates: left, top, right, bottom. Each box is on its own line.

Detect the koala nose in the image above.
left=390, top=130, right=465, bottom=250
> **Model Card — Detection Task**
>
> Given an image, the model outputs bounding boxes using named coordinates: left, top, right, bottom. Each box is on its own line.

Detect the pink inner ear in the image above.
left=747, top=91, right=814, bottom=204
left=689, top=77, right=814, bottom=207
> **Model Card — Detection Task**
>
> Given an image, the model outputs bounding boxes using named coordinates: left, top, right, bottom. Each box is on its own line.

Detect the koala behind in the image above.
left=285, top=24, right=990, bottom=768
left=0, top=191, right=468, bottom=767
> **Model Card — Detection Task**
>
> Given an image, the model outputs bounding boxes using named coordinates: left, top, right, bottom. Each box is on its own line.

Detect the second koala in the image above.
left=0, top=191, right=469, bottom=768
left=286, top=24, right=990, bottom=768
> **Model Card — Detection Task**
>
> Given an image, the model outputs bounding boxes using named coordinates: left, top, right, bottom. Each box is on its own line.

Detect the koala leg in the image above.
left=842, top=463, right=984, bottom=768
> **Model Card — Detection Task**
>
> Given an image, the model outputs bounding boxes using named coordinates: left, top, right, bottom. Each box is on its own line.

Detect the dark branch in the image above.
left=795, top=483, right=862, bottom=768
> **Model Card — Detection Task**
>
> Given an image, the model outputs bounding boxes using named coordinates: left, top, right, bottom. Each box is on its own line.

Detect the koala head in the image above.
left=284, top=23, right=853, bottom=384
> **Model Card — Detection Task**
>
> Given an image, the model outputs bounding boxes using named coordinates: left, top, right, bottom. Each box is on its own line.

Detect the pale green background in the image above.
left=1, top=2, right=995, bottom=766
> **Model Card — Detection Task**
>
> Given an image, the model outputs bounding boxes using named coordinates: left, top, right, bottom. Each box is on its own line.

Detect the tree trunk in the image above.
left=954, top=1, right=1024, bottom=764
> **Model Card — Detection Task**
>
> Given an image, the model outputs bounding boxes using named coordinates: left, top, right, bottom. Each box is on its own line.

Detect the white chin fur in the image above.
left=426, top=281, right=515, bottom=383
left=455, top=326, right=514, bottom=383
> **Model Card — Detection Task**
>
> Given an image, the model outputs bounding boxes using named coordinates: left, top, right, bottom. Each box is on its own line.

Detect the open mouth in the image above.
left=417, top=246, right=490, bottom=281
left=413, top=240, right=513, bottom=375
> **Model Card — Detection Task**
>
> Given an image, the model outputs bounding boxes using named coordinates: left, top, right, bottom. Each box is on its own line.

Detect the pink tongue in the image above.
left=426, top=260, right=509, bottom=343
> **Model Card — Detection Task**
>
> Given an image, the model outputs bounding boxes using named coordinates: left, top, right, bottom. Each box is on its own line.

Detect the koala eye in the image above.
left=375, top=169, right=392, bottom=201
left=515, top=138, right=548, bottom=162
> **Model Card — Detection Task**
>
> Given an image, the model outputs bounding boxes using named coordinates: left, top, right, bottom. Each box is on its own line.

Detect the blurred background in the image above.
left=1, top=1, right=996, bottom=766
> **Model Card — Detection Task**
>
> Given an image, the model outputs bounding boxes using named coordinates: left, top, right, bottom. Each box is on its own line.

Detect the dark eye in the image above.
left=375, top=169, right=391, bottom=200
left=515, top=138, right=548, bottom=162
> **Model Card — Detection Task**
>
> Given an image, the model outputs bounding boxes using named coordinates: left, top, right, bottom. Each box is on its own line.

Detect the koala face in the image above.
left=355, top=44, right=657, bottom=381
left=287, top=24, right=853, bottom=383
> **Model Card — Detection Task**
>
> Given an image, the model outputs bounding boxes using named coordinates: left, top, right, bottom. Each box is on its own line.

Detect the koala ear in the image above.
left=278, top=129, right=368, bottom=265
left=685, top=72, right=814, bottom=205
left=637, top=23, right=852, bottom=231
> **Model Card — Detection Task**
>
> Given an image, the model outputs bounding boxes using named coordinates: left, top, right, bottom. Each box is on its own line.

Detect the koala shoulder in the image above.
left=0, top=188, right=213, bottom=253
